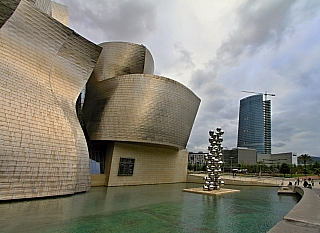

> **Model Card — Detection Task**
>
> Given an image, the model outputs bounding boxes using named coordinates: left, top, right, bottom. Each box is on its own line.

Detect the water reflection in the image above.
left=0, top=183, right=300, bottom=233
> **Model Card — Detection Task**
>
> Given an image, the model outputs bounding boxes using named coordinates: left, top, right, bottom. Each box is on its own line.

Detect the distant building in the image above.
left=237, top=94, right=271, bottom=154
left=257, top=152, right=297, bottom=166
left=222, top=148, right=257, bottom=167
left=188, top=152, right=208, bottom=167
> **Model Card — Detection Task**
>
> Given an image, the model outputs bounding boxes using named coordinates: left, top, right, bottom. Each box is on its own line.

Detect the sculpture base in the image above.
left=182, top=187, right=240, bottom=196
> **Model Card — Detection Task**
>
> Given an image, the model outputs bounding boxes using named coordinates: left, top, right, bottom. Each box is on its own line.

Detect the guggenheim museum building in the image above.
left=0, top=0, right=200, bottom=200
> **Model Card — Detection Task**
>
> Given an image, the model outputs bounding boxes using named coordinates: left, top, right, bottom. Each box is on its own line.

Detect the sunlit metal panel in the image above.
left=84, top=74, right=200, bottom=149
left=0, top=0, right=101, bottom=200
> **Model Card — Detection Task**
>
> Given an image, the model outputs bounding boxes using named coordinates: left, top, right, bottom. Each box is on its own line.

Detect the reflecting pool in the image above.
left=0, top=183, right=300, bottom=233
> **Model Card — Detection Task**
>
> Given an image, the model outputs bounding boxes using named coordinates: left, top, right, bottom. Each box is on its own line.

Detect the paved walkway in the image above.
left=268, top=185, right=320, bottom=233
left=222, top=174, right=320, bottom=188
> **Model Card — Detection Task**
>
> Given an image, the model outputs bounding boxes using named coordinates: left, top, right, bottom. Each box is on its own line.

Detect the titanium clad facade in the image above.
left=83, top=42, right=200, bottom=149
left=51, top=2, right=68, bottom=26
left=0, top=2, right=200, bottom=198
left=88, top=42, right=154, bottom=84
left=0, top=0, right=101, bottom=200
left=34, top=0, right=52, bottom=15
left=83, top=42, right=200, bottom=187
left=237, top=95, right=265, bottom=153
left=84, top=74, right=200, bottom=149
left=144, top=48, right=155, bottom=74
left=0, top=1, right=20, bottom=28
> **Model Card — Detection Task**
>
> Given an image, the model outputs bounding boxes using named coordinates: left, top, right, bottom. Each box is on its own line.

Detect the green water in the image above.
left=0, top=183, right=300, bottom=233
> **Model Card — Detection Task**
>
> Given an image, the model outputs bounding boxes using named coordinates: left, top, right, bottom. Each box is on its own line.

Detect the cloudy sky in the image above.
left=55, top=0, right=320, bottom=156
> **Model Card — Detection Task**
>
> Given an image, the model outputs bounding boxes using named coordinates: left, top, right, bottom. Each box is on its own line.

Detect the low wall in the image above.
left=187, top=174, right=279, bottom=187
left=268, top=187, right=320, bottom=232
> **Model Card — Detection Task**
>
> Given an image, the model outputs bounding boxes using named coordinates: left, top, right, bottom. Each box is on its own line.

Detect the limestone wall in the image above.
left=106, top=142, right=188, bottom=186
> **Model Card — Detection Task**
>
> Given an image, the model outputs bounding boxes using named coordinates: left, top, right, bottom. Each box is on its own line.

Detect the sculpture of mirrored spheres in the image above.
left=203, top=127, right=225, bottom=190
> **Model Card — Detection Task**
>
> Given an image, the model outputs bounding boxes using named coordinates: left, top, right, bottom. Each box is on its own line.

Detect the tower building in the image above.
left=237, top=94, right=272, bottom=154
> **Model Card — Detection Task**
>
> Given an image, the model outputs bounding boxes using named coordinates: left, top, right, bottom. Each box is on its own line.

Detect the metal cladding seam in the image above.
left=0, top=0, right=21, bottom=28
left=83, top=42, right=200, bottom=149
left=0, top=0, right=102, bottom=200
left=87, top=42, right=154, bottom=84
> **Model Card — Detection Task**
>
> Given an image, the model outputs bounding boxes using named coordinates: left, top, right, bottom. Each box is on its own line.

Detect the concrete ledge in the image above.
left=183, top=187, right=240, bottom=196
left=284, top=187, right=320, bottom=227
left=278, top=186, right=296, bottom=194
left=268, top=187, right=320, bottom=232
left=187, top=174, right=280, bottom=186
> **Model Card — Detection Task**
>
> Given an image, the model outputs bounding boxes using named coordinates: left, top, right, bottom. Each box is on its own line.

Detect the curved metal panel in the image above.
left=83, top=74, right=200, bottom=149
left=51, top=1, right=68, bottom=26
left=144, top=48, right=155, bottom=74
left=0, top=0, right=101, bottom=200
left=88, top=42, right=154, bottom=83
left=34, top=0, right=52, bottom=15
left=0, top=0, right=21, bottom=28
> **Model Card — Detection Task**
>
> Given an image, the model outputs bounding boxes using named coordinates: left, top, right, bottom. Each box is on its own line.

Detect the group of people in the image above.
left=294, top=177, right=314, bottom=188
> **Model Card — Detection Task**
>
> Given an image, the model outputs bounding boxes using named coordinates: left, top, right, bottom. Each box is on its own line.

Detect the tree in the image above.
left=314, top=168, right=320, bottom=176
left=291, top=164, right=297, bottom=174
left=312, top=161, right=320, bottom=169
left=312, top=162, right=320, bottom=175
left=298, top=154, right=312, bottom=176
left=280, top=163, right=290, bottom=178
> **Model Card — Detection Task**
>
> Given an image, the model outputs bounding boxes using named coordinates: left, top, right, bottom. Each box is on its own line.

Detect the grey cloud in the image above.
left=273, top=142, right=286, bottom=147
left=64, top=0, right=157, bottom=43
left=189, top=63, right=219, bottom=92
left=56, top=0, right=320, bottom=155
left=174, top=42, right=195, bottom=68
left=217, top=0, right=297, bottom=66
left=271, top=94, right=320, bottom=155
left=103, top=0, right=157, bottom=41
left=186, top=0, right=320, bottom=153
left=190, top=0, right=297, bottom=91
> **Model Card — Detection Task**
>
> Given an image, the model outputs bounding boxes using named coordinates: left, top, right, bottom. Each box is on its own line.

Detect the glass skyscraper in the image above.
left=237, top=94, right=271, bottom=154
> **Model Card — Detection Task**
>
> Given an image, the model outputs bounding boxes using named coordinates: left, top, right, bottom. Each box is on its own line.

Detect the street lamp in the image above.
left=258, top=163, right=263, bottom=178
left=230, top=156, right=234, bottom=175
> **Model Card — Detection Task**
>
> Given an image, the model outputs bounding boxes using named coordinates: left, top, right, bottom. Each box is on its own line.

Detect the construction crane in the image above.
left=242, top=91, right=275, bottom=101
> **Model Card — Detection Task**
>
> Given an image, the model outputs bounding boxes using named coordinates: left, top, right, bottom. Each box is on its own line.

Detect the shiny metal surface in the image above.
left=34, top=0, right=52, bottom=15
left=51, top=1, right=68, bottom=26
left=0, top=0, right=20, bottom=28
left=83, top=42, right=200, bottom=149
left=88, top=42, right=154, bottom=83
left=0, top=0, right=101, bottom=200
left=203, top=128, right=224, bottom=190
